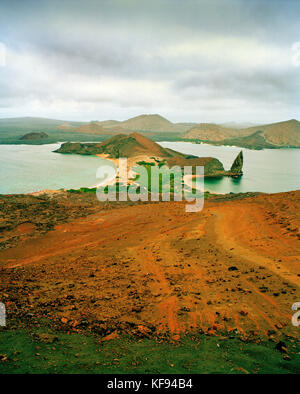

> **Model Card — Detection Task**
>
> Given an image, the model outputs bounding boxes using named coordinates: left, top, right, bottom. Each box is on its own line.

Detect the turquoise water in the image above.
left=0, top=142, right=299, bottom=194
left=0, top=143, right=112, bottom=194
left=160, top=141, right=300, bottom=194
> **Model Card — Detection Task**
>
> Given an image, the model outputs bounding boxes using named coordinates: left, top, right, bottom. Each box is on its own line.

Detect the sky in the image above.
left=0, top=0, right=299, bottom=123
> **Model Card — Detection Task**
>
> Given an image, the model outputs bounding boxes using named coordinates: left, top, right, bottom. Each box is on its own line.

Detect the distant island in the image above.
left=20, top=132, right=49, bottom=141
left=54, top=132, right=243, bottom=178
left=1, top=115, right=299, bottom=149
left=183, top=119, right=300, bottom=149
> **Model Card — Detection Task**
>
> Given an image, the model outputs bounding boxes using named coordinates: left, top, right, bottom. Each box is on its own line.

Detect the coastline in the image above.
left=2, top=142, right=300, bottom=195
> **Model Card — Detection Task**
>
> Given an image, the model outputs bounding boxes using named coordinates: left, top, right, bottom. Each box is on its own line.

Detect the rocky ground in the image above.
left=0, top=192, right=142, bottom=250
left=0, top=190, right=299, bottom=348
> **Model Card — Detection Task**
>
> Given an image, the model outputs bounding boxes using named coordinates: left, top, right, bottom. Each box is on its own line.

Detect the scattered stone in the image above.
left=239, top=310, right=248, bottom=316
left=36, top=333, right=58, bottom=344
left=180, top=306, right=191, bottom=312
left=275, top=323, right=283, bottom=330
left=132, top=306, right=143, bottom=313
left=0, top=354, right=8, bottom=362
left=101, top=331, right=119, bottom=342
left=275, top=341, right=288, bottom=353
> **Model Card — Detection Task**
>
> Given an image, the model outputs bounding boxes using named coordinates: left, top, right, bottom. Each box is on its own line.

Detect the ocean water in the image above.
left=0, top=142, right=300, bottom=195
left=159, top=141, right=300, bottom=194
left=0, top=143, right=113, bottom=194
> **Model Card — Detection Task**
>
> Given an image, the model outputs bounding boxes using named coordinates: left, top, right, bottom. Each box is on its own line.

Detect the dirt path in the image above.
left=0, top=192, right=299, bottom=339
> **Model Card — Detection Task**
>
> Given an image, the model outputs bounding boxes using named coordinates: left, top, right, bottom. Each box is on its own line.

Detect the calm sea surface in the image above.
left=0, top=142, right=299, bottom=194
left=0, top=143, right=111, bottom=194
left=160, top=141, right=300, bottom=194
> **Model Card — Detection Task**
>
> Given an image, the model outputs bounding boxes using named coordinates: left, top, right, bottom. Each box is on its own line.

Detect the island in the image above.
left=20, top=132, right=49, bottom=141
left=54, top=132, right=243, bottom=178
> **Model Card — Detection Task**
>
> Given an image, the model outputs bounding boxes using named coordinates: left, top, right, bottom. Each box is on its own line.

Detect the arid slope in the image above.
left=184, top=119, right=300, bottom=148
left=0, top=191, right=299, bottom=340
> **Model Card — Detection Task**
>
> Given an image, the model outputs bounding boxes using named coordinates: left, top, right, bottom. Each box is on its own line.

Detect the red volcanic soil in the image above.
left=0, top=191, right=299, bottom=340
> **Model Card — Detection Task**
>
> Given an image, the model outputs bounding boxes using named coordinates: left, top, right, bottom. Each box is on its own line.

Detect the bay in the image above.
left=0, top=143, right=111, bottom=194
left=1, top=142, right=300, bottom=195
left=159, top=141, right=300, bottom=194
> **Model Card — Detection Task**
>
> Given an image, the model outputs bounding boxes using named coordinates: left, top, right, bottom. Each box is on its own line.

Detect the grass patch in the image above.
left=67, top=187, right=97, bottom=194
left=0, top=329, right=299, bottom=374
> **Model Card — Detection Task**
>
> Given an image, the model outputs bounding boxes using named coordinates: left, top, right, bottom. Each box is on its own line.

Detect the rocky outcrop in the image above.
left=55, top=133, right=171, bottom=158
left=230, top=150, right=243, bottom=175
left=184, top=119, right=300, bottom=149
left=20, top=132, right=48, bottom=140
left=55, top=133, right=244, bottom=178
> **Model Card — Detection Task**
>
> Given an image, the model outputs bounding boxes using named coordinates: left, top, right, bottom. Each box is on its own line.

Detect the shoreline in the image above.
left=2, top=142, right=300, bottom=196
left=1, top=138, right=300, bottom=150
left=8, top=187, right=263, bottom=198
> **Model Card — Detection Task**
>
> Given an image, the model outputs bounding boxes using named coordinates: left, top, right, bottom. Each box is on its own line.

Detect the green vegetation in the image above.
left=136, top=161, right=156, bottom=166
left=182, top=132, right=285, bottom=150
left=0, top=118, right=108, bottom=145
left=183, top=119, right=300, bottom=149
left=1, top=117, right=300, bottom=148
left=0, top=132, right=108, bottom=145
left=0, top=328, right=299, bottom=374
left=67, top=187, right=97, bottom=194
left=146, top=132, right=184, bottom=142
left=220, top=131, right=279, bottom=150
left=67, top=160, right=209, bottom=199
left=136, top=159, right=167, bottom=168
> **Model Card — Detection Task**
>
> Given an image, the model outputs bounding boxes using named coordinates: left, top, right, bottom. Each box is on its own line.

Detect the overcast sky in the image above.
left=0, top=0, right=299, bottom=123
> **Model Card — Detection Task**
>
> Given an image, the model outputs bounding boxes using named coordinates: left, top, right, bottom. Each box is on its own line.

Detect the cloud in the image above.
left=0, top=0, right=299, bottom=122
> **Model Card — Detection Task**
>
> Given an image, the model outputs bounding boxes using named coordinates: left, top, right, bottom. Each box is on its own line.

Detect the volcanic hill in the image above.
left=184, top=123, right=242, bottom=141
left=59, top=114, right=193, bottom=135
left=55, top=132, right=243, bottom=177
left=73, top=122, right=118, bottom=135
left=184, top=119, right=300, bottom=149
left=114, top=114, right=190, bottom=133
left=244, top=119, right=300, bottom=147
